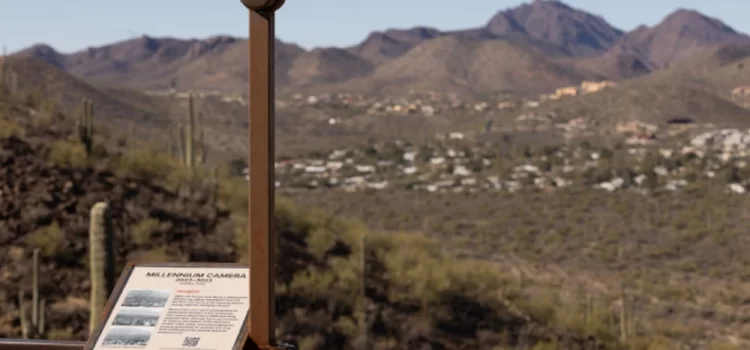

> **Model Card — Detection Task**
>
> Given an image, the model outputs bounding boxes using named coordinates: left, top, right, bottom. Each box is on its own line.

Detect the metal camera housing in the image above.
left=240, top=0, right=285, bottom=11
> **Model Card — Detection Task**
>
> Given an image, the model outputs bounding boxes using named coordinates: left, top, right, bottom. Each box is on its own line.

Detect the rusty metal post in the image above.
left=239, top=0, right=285, bottom=349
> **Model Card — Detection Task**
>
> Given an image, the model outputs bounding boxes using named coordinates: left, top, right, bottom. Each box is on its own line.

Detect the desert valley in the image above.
left=5, top=0, right=750, bottom=349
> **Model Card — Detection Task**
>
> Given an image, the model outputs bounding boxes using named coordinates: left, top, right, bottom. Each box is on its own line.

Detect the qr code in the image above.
left=182, top=337, right=200, bottom=347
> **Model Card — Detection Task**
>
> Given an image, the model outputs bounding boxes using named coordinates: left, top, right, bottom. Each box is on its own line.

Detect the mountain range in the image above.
left=12, top=0, right=750, bottom=96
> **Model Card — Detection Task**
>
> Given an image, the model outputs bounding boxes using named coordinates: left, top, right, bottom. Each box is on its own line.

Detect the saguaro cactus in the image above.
left=182, top=93, right=195, bottom=168
left=0, top=46, right=5, bottom=88
left=177, top=93, right=206, bottom=169
left=619, top=282, right=630, bottom=342
left=584, top=292, right=593, bottom=335
left=19, top=249, right=46, bottom=339
left=89, top=202, right=115, bottom=334
left=9, top=70, right=17, bottom=95
left=360, top=233, right=371, bottom=350
left=77, top=98, right=95, bottom=156
left=208, top=166, right=219, bottom=205
left=0, top=47, right=18, bottom=95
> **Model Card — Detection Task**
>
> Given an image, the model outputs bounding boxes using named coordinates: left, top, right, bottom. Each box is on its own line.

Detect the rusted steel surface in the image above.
left=246, top=4, right=278, bottom=349
left=0, top=339, right=84, bottom=350
left=240, top=0, right=285, bottom=11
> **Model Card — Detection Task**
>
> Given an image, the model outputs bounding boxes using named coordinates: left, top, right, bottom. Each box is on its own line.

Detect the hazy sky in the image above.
left=0, top=0, right=746, bottom=53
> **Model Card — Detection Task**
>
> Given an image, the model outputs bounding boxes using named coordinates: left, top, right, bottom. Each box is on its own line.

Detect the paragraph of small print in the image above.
left=182, top=336, right=200, bottom=347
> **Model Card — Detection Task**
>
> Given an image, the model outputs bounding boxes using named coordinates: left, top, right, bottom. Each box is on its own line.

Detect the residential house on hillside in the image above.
left=580, top=80, right=616, bottom=94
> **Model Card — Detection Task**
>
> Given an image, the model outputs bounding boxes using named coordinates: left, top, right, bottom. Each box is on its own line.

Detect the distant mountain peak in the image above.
left=614, top=8, right=750, bottom=68
left=25, top=43, right=56, bottom=51
left=660, top=8, right=740, bottom=34
left=666, top=8, right=710, bottom=20
left=188, top=36, right=239, bottom=57
left=530, top=0, right=571, bottom=8
left=288, top=47, right=373, bottom=85
left=382, top=26, right=441, bottom=38
left=13, top=44, right=66, bottom=68
left=349, top=26, right=442, bottom=64
left=485, top=0, right=623, bottom=56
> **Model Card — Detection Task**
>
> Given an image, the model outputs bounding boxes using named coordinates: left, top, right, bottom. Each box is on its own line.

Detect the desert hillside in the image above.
left=0, top=82, right=611, bottom=349
left=6, top=1, right=750, bottom=348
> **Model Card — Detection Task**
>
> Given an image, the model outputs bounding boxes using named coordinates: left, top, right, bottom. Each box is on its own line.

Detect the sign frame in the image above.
left=84, top=262, right=252, bottom=350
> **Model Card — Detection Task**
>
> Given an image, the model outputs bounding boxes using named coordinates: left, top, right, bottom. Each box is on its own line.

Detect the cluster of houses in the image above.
left=540, top=80, right=617, bottom=101
left=153, top=80, right=618, bottom=126
left=284, top=81, right=616, bottom=118
left=286, top=91, right=513, bottom=117
left=243, top=127, right=750, bottom=195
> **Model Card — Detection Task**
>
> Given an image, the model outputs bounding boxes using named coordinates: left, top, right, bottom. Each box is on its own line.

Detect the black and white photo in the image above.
left=113, top=308, right=162, bottom=326
left=121, top=289, right=170, bottom=308
left=101, top=327, right=152, bottom=347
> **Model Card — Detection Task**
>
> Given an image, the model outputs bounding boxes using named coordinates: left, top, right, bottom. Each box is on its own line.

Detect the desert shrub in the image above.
left=306, top=218, right=366, bottom=259
left=296, top=334, right=324, bottom=350
left=131, top=218, right=161, bottom=245
left=0, top=119, right=24, bottom=138
left=31, top=99, right=58, bottom=128
left=129, top=245, right=185, bottom=263
left=218, top=176, right=249, bottom=212
left=371, top=233, right=447, bottom=303
left=625, top=335, right=676, bottom=350
left=46, top=328, right=76, bottom=341
left=116, top=147, right=191, bottom=187
left=27, top=222, right=66, bottom=256
left=48, top=140, right=87, bottom=167
left=709, top=342, right=742, bottom=350
left=531, top=341, right=559, bottom=350
left=23, top=89, right=44, bottom=108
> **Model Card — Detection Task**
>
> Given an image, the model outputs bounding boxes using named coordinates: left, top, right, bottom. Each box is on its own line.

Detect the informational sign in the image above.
left=85, top=263, right=250, bottom=350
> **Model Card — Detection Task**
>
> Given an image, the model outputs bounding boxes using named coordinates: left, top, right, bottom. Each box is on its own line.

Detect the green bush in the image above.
left=0, top=119, right=24, bottom=138
left=48, top=140, right=87, bottom=167
left=116, top=147, right=182, bottom=182
left=27, top=222, right=66, bottom=256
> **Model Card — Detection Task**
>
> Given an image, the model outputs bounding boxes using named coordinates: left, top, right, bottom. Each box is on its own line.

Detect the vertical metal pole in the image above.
left=248, top=8, right=276, bottom=349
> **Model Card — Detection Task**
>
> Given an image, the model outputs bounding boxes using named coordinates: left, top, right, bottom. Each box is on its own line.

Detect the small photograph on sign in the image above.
left=101, top=326, right=152, bottom=347
left=121, top=289, right=170, bottom=308
left=112, top=308, right=161, bottom=327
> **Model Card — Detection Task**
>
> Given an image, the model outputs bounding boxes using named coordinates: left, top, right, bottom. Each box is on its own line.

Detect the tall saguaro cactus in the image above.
left=89, top=201, right=115, bottom=334
left=19, top=249, right=46, bottom=339
left=177, top=93, right=206, bottom=169
left=619, top=282, right=632, bottom=342
left=0, top=46, right=5, bottom=90
left=10, top=71, right=17, bottom=95
left=0, top=46, right=18, bottom=95
left=360, top=233, right=371, bottom=350
left=186, top=93, right=195, bottom=167
left=0, top=47, right=9, bottom=94
left=77, top=98, right=95, bottom=156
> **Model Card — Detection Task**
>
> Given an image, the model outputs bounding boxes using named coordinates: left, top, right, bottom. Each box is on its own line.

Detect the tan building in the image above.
left=731, top=86, right=750, bottom=96
left=580, top=80, right=617, bottom=94
left=554, top=86, right=579, bottom=98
